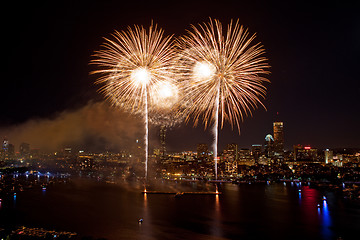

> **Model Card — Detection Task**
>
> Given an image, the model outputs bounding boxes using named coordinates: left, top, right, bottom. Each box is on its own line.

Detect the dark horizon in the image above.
left=2, top=0, right=359, bottom=153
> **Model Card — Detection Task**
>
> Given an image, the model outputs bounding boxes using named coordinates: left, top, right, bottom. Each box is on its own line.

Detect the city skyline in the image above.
left=2, top=118, right=359, bottom=155
left=2, top=1, right=359, bottom=152
left=1, top=2, right=359, bottom=240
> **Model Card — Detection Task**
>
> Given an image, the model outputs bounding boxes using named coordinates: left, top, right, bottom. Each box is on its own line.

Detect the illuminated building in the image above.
left=293, top=145, right=318, bottom=163
left=2, top=138, right=9, bottom=152
left=160, top=125, right=166, bottom=158
left=79, top=157, right=94, bottom=170
left=223, top=143, right=239, bottom=175
left=2, top=138, right=13, bottom=160
left=238, top=148, right=253, bottom=166
left=333, top=154, right=343, bottom=167
left=264, top=134, right=274, bottom=157
left=223, top=143, right=238, bottom=161
left=224, top=160, right=238, bottom=175
left=273, top=121, right=284, bottom=155
left=251, top=144, right=262, bottom=164
left=197, top=144, right=209, bottom=162
left=324, top=149, right=333, bottom=164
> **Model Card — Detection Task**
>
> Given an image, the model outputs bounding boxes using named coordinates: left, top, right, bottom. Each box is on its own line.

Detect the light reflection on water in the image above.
left=319, top=198, right=332, bottom=239
left=211, top=189, right=222, bottom=237
left=1, top=179, right=358, bottom=240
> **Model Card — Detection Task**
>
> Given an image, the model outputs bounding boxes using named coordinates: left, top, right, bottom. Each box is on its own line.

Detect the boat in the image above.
left=175, top=192, right=184, bottom=198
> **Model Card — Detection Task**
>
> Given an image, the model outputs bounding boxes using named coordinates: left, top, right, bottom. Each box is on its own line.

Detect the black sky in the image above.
left=2, top=0, right=360, bottom=152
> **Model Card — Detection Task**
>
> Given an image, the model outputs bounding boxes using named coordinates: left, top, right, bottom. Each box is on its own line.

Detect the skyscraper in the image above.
left=2, top=138, right=9, bottom=152
left=20, top=142, right=30, bottom=158
left=2, top=138, right=9, bottom=160
left=324, top=149, right=333, bottom=164
left=224, top=143, right=238, bottom=161
left=160, top=125, right=166, bottom=158
left=273, top=121, right=284, bottom=154
left=251, top=144, right=262, bottom=164
left=264, top=134, right=274, bottom=157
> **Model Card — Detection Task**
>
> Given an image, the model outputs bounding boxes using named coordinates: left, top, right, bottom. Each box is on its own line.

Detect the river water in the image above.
left=1, top=178, right=359, bottom=240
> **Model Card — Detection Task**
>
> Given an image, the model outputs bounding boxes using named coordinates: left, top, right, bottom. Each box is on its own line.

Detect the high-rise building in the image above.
left=20, top=142, right=30, bottom=158
left=324, top=149, right=333, bottom=164
left=160, top=125, right=166, bottom=158
left=197, top=144, right=209, bottom=159
left=273, top=121, right=284, bottom=154
left=2, top=138, right=9, bottom=152
left=2, top=138, right=12, bottom=160
left=238, top=148, right=253, bottom=165
left=251, top=144, right=262, bottom=164
left=223, top=143, right=239, bottom=174
left=264, top=134, right=274, bottom=157
left=224, top=143, right=238, bottom=161
left=8, top=144, right=15, bottom=157
left=293, top=145, right=318, bottom=162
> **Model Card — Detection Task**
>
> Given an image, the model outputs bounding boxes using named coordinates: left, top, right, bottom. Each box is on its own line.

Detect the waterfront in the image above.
left=1, top=178, right=360, bottom=240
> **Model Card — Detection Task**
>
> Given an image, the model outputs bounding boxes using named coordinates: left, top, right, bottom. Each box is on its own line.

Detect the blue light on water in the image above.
left=322, top=200, right=331, bottom=238
left=316, top=198, right=332, bottom=239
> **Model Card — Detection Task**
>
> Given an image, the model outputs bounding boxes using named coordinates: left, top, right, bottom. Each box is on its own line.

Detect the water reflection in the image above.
left=319, top=197, right=332, bottom=239
left=301, top=186, right=319, bottom=227
left=13, top=193, right=16, bottom=208
left=211, top=184, right=222, bottom=237
left=140, top=187, right=152, bottom=238
left=1, top=179, right=352, bottom=240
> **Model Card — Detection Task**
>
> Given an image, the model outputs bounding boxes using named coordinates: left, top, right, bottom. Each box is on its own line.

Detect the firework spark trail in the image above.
left=213, top=85, right=220, bottom=179
left=91, top=23, right=178, bottom=179
left=144, top=88, right=149, bottom=178
left=178, top=19, right=270, bottom=179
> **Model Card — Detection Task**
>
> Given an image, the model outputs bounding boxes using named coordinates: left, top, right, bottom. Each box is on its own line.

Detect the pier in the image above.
left=142, top=191, right=221, bottom=195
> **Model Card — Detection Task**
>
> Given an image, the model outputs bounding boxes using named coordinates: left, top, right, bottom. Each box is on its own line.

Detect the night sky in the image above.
left=2, top=0, right=359, bottom=153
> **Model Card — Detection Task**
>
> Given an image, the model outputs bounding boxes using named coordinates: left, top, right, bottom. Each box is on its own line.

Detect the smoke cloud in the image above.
left=1, top=101, right=146, bottom=153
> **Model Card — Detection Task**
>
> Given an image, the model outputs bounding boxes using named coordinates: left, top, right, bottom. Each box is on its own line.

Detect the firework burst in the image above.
left=148, top=81, right=185, bottom=128
left=91, top=23, right=178, bottom=112
left=178, top=19, right=270, bottom=178
left=91, top=23, right=179, bottom=178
